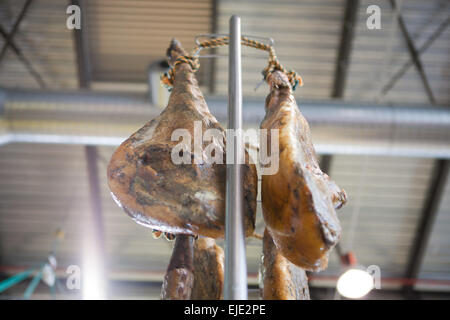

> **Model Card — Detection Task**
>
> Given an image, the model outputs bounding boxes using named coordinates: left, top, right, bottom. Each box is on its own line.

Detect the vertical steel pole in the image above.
left=224, top=15, right=247, bottom=300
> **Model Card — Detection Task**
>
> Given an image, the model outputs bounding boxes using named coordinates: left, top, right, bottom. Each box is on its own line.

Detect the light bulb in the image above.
left=336, top=268, right=373, bottom=299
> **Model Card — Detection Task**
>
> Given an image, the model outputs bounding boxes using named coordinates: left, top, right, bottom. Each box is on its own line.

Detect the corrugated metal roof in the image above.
left=0, top=143, right=173, bottom=274
left=322, top=155, right=435, bottom=278
left=2, top=144, right=446, bottom=288
left=0, top=143, right=87, bottom=267
left=214, top=0, right=345, bottom=99
left=85, top=0, right=213, bottom=83
left=0, top=0, right=78, bottom=89
left=0, top=143, right=264, bottom=278
left=346, top=0, right=450, bottom=104
left=418, top=173, right=450, bottom=281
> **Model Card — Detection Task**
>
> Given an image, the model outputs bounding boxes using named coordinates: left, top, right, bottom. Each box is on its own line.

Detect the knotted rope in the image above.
left=161, top=36, right=303, bottom=91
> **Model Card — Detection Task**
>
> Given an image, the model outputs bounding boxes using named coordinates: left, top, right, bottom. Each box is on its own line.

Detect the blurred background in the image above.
left=0, top=0, right=449, bottom=300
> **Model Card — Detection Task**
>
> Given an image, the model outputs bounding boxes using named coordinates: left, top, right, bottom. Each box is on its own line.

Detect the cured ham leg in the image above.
left=260, top=70, right=346, bottom=271
left=161, top=235, right=194, bottom=300
left=260, top=229, right=310, bottom=300
left=191, top=237, right=224, bottom=300
left=107, top=39, right=257, bottom=238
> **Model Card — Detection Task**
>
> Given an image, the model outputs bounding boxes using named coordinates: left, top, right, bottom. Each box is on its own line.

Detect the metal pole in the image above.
left=224, top=15, right=247, bottom=300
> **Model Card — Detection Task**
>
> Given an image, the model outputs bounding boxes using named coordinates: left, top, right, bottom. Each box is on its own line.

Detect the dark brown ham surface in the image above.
left=161, top=235, right=194, bottom=300
left=260, top=229, right=310, bottom=300
left=260, top=70, right=346, bottom=271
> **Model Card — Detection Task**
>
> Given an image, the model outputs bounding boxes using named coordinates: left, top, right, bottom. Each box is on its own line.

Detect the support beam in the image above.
left=389, top=0, right=436, bottom=104
left=208, top=0, right=219, bottom=94
left=320, top=154, right=333, bottom=175
left=382, top=16, right=450, bottom=98
left=0, top=25, right=46, bottom=88
left=327, top=0, right=358, bottom=191
left=71, top=0, right=91, bottom=89
left=332, top=0, right=359, bottom=98
left=327, top=0, right=355, bottom=179
left=72, top=0, right=105, bottom=298
left=403, top=160, right=449, bottom=297
left=74, top=0, right=104, bottom=271
left=0, top=0, right=46, bottom=88
left=0, top=0, right=33, bottom=63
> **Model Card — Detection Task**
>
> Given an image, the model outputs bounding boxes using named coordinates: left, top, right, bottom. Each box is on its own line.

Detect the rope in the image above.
left=161, top=36, right=303, bottom=91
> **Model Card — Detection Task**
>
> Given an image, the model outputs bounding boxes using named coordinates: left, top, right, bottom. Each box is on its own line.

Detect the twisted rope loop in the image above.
left=161, top=36, right=303, bottom=91
left=161, top=55, right=200, bottom=91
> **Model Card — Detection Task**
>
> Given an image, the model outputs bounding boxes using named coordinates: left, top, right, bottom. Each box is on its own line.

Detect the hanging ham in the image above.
left=260, top=70, right=347, bottom=271
left=107, top=39, right=257, bottom=238
left=191, top=237, right=224, bottom=299
left=260, top=229, right=310, bottom=300
left=161, top=235, right=195, bottom=299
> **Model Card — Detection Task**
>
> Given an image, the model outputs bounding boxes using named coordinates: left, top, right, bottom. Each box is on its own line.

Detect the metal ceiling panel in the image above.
left=0, top=143, right=87, bottom=268
left=213, top=0, right=345, bottom=99
left=345, top=0, right=450, bottom=105
left=85, top=0, right=213, bottom=83
left=0, top=0, right=78, bottom=89
left=0, top=138, right=443, bottom=287
left=0, top=143, right=173, bottom=274
left=319, top=155, right=434, bottom=279
left=418, top=172, right=450, bottom=282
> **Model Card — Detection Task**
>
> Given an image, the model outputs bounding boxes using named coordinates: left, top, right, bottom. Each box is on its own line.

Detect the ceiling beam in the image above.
left=71, top=0, right=91, bottom=89
left=71, top=0, right=106, bottom=297
left=403, top=159, right=449, bottom=297
left=328, top=0, right=359, bottom=189
left=0, top=0, right=46, bottom=88
left=0, top=0, right=33, bottom=63
left=85, top=146, right=106, bottom=256
left=381, top=15, right=450, bottom=99
left=0, top=25, right=46, bottom=89
left=207, top=0, right=219, bottom=94
left=389, top=0, right=436, bottom=105
left=331, top=0, right=359, bottom=98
